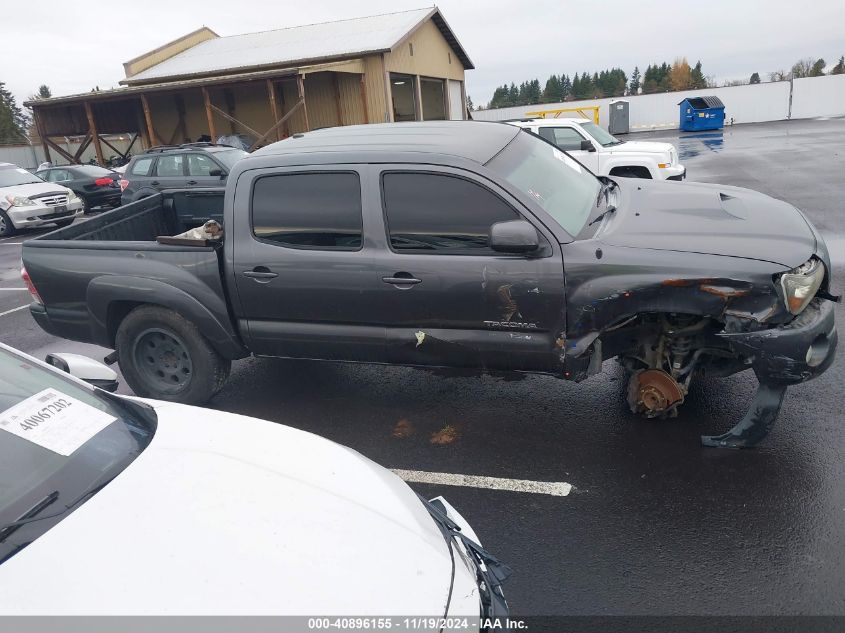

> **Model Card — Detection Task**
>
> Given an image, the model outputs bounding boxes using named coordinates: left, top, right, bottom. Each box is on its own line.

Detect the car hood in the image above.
left=607, top=140, right=673, bottom=156
left=600, top=179, right=816, bottom=268
left=0, top=402, right=468, bottom=615
left=0, top=181, right=70, bottom=197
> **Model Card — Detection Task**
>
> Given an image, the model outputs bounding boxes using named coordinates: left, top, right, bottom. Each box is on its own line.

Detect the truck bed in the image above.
left=21, top=188, right=239, bottom=354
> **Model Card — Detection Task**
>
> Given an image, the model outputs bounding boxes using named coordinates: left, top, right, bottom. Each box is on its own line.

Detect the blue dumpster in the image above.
left=679, top=96, right=725, bottom=131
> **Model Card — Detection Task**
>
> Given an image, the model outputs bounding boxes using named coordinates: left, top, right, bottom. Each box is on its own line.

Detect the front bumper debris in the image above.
left=703, top=298, right=837, bottom=448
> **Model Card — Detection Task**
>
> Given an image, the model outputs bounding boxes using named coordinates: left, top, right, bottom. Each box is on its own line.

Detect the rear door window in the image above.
left=129, top=157, right=154, bottom=176
left=251, top=172, right=362, bottom=250
left=187, top=154, right=218, bottom=176
left=381, top=172, right=520, bottom=254
left=154, top=155, right=185, bottom=177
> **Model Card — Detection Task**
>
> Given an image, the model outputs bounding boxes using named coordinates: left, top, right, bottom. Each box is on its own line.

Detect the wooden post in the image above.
left=414, top=75, right=423, bottom=121
left=297, top=74, right=310, bottom=132
left=223, top=89, right=237, bottom=134
left=140, top=94, right=159, bottom=146
left=333, top=74, right=343, bottom=126
left=202, top=87, right=217, bottom=141
left=174, top=94, right=188, bottom=143
left=266, top=79, right=281, bottom=142
left=84, top=101, right=105, bottom=166
left=359, top=75, right=369, bottom=124
left=33, top=109, right=51, bottom=163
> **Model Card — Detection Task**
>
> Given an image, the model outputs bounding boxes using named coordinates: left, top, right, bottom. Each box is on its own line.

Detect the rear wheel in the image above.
left=0, top=211, right=15, bottom=237
left=116, top=305, right=231, bottom=404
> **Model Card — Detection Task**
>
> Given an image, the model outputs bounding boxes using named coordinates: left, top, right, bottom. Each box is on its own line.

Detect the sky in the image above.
left=2, top=0, right=843, bottom=109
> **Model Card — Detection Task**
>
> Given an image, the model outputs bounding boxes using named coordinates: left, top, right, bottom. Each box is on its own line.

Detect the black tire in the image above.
left=0, top=210, right=15, bottom=237
left=81, top=196, right=91, bottom=213
left=54, top=219, right=75, bottom=228
left=115, top=305, right=231, bottom=405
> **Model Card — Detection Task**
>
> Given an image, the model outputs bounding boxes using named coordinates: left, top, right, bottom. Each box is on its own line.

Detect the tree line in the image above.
left=479, top=55, right=845, bottom=110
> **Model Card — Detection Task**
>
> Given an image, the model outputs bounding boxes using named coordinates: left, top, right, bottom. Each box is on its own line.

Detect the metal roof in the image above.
left=250, top=121, right=518, bottom=165
left=123, top=7, right=474, bottom=86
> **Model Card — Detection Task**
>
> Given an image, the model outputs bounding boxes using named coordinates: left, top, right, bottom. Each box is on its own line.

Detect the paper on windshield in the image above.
left=552, top=147, right=582, bottom=173
left=0, top=389, right=116, bottom=456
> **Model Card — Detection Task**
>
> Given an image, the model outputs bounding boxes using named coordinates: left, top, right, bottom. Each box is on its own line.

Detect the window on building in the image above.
left=382, top=172, right=520, bottom=254
left=390, top=73, right=417, bottom=122
left=251, top=172, right=362, bottom=250
left=420, top=78, right=446, bottom=121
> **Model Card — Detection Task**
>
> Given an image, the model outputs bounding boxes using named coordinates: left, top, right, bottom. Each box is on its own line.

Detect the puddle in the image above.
left=677, top=131, right=725, bottom=159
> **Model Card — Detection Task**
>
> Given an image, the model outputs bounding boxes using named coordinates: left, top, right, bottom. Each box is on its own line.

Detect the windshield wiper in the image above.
left=0, top=491, right=59, bottom=543
left=588, top=204, right=617, bottom=227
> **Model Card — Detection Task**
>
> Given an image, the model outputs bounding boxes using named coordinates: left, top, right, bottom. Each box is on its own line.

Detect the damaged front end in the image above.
left=561, top=243, right=839, bottom=449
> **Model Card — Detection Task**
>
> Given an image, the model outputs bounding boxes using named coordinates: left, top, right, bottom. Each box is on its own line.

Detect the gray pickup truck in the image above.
left=22, top=122, right=838, bottom=447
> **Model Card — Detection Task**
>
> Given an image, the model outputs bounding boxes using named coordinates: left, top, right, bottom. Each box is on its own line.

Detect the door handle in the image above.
left=150, top=181, right=160, bottom=186
left=187, top=180, right=198, bottom=185
left=243, top=268, right=278, bottom=280
left=382, top=274, right=422, bottom=286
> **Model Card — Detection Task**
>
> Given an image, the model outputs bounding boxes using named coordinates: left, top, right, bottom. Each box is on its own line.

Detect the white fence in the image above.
left=473, top=74, right=845, bottom=131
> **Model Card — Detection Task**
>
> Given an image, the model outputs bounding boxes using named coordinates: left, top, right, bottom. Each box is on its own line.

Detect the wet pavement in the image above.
left=1, top=118, right=844, bottom=620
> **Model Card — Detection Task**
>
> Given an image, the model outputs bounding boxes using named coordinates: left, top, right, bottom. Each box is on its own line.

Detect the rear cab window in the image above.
left=251, top=172, right=362, bottom=250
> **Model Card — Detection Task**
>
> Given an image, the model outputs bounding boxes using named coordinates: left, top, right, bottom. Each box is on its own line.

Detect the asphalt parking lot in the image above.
left=1, top=118, right=844, bottom=620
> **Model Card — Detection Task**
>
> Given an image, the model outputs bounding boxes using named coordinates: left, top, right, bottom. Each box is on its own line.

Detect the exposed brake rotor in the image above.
left=627, top=369, right=685, bottom=418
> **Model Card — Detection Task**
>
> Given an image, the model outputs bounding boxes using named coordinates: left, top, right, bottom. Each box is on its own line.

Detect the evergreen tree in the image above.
left=690, top=61, right=706, bottom=88
left=749, top=72, right=761, bottom=84
left=809, top=58, right=826, bottom=77
left=508, top=83, right=519, bottom=106
left=542, top=75, right=561, bottom=103
left=629, top=66, right=641, bottom=95
left=833, top=56, right=845, bottom=75
left=560, top=74, right=572, bottom=100
left=0, top=81, right=28, bottom=143
left=466, top=95, right=474, bottom=111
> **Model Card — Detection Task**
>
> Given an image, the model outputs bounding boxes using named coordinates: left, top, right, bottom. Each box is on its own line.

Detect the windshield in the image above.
left=487, top=131, right=602, bottom=236
left=581, top=122, right=623, bottom=147
left=0, top=167, right=43, bottom=188
left=213, top=149, right=249, bottom=169
left=0, top=346, right=156, bottom=562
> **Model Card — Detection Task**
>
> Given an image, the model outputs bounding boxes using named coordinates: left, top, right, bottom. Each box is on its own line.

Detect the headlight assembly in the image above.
left=66, top=191, right=78, bottom=202
left=4, top=195, right=35, bottom=207
left=779, top=257, right=824, bottom=315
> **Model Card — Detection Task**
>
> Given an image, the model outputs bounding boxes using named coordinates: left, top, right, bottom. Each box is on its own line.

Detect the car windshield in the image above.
left=0, top=167, right=43, bottom=188
left=0, top=346, right=156, bottom=562
left=213, top=149, right=249, bottom=169
left=580, top=122, right=624, bottom=147
left=487, top=131, right=602, bottom=236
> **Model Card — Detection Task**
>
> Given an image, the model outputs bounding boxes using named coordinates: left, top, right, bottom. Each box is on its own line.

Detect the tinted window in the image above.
left=73, top=165, right=114, bottom=177
left=382, top=172, right=519, bottom=253
left=538, top=127, right=586, bottom=152
left=251, top=173, right=362, bottom=250
left=187, top=154, right=217, bottom=176
left=155, top=155, right=184, bottom=177
left=129, top=157, right=154, bottom=176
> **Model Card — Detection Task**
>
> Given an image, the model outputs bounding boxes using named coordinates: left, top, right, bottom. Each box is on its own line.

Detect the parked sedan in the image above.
left=35, top=164, right=122, bottom=212
left=0, top=163, right=83, bottom=237
left=0, top=342, right=508, bottom=619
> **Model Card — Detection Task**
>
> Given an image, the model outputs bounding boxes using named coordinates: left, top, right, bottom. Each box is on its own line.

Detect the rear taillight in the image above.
left=94, top=177, right=113, bottom=186
left=119, top=179, right=129, bottom=192
left=21, top=265, right=43, bottom=305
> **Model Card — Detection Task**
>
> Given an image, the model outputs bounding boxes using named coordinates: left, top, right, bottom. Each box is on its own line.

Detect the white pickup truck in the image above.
left=505, top=118, right=686, bottom=181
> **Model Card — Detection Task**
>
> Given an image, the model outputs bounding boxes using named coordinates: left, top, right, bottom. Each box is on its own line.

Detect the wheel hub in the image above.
left=133, top=329, right=193, bottom=393
left=627, top=369, right=685, bottom=418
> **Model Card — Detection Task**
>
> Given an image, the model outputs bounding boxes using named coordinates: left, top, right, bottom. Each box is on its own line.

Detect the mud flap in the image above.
left=700, top=380, right=788, bottom=449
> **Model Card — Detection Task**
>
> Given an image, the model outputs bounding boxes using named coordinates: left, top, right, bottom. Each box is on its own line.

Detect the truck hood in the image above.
left=0, top=402, right=466, bottom=615
left=0, top=181, right=70, bottom=198
left=607, top=140, right=673, bottom=156
left=600, top=179, right=816, bottom=268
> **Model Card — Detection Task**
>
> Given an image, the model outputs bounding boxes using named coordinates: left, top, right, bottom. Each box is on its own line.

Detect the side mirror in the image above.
left=209, top=168, right=224, bottom=177
left=489, top=220, right=540, bottom=254
left=580, top=139, right=596, bottom=152
left=45, top=353, right=119, bottom=392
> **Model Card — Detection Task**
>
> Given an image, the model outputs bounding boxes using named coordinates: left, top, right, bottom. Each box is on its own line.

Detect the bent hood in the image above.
left=601, top=179, right=816, bottom=268
left=0, top=403, right=466, bottom=615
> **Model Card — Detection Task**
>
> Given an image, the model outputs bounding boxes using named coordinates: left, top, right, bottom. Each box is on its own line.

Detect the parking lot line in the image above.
left=0, top=288, right=27, bottom=291
left=0, top=305, right=28, bottom=318
left=392, top=469, right=573, bottom=497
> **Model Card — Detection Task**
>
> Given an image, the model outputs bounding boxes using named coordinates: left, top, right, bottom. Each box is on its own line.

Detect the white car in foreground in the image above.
left=0, top=163, right=84, bottom=237
left=506, top=118, right=686, bottom=181
left=0, top=343, right=508, bottom=621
